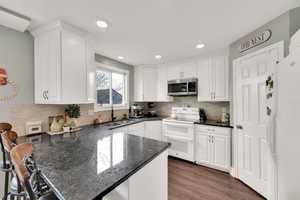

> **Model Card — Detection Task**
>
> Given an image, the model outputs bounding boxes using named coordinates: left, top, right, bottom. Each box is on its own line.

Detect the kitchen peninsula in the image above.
left=18, top=124, right=170, bottom=200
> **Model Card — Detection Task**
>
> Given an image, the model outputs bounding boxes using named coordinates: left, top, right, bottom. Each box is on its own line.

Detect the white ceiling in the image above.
left=1, top=0, right=299, bottom=65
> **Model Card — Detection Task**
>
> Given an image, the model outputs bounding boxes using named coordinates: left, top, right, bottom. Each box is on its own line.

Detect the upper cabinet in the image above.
left=134, top=66, right=157, bottom=102
left=167, top=61, right=198, bottom=80
left=31, top=21, right=95, bottom=104
left=197, top=55, right=230, bottom=101
left=157, top=66, right=173, bottom=102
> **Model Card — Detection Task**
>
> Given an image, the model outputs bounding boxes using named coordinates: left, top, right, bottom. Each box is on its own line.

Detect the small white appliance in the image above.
left=26, top=121, right=42, bottom=135
left=162, top=107, right=199, bottom=162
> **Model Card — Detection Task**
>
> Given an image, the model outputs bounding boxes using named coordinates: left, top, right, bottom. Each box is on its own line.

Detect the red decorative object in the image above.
left=0, top=68, right=8, bottom=85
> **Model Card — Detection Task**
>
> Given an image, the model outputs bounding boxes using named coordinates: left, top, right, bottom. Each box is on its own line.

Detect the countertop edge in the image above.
left=95, top=143, right=170, bottom=199
left=40, top=142, right=170, bottom=200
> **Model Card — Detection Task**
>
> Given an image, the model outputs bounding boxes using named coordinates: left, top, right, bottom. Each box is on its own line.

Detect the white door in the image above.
left=234, top=42, right=283, bottom=198
left=195, top=131, right=211, bottom=165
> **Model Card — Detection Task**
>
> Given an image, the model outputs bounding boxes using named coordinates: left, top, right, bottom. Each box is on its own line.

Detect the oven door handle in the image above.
left=164, top=134, right=193, bottom=142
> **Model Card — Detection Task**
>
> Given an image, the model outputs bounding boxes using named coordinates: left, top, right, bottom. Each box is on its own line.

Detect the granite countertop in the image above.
left=194, top=120, right=233, bottom=128
left=17, top=124, right=170, bottom=200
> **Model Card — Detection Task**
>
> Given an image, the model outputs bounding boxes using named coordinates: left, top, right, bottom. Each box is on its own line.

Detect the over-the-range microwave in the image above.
left=168, top=78, right=198, bottom=96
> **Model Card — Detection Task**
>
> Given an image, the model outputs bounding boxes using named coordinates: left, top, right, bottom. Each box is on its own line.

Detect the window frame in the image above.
left=94, top=62, right=130, bottom=112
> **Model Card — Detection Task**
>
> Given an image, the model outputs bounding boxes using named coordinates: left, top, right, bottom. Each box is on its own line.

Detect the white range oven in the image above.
left=162, top=107, right=199, bottom=162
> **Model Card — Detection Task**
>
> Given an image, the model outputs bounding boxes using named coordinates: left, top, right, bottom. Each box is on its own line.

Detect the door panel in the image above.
left=211, top=135, right=229, bottom=169
left=213, top=56, right=229, bottom=100
left=235, top=44, right=283, bottom=198
left=195, top=132, right=210, bottom=165
left=197, top=58, right=212, bottom=101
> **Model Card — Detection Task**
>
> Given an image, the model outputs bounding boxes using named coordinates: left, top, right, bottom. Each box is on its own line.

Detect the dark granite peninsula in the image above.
left=17, top=125, right=170, bottom=200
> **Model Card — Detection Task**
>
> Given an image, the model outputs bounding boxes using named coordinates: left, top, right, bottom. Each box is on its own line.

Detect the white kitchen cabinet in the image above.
left=112, top=126, right=128, bottom=134
left=104, top=150, right=168, bottom=200
left=129, top=150, right=168, bottom=200
left=128, top=122, right=145, bottom=137
left=156, top=66, right=173, bottom=102
left=144, top=121, right=162, bottom=141
left=167, top=61, right=197, bottom=80
left=134, top=66, right=157, bottom=102
left=195, top=125, right=231, bottom=172
left=197, top=58, right=213, bottom=101
left=197, top=56, right=230, bottom=101
left=32, top=21, right=95, bottom=104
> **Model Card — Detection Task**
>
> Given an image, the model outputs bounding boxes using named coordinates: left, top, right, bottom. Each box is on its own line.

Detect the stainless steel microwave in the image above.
left=168, top=78, right=198, bottom=96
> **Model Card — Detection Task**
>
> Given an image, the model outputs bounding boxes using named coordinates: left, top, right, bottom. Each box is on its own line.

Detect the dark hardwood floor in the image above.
left=168, top=157, right=265, bottom=200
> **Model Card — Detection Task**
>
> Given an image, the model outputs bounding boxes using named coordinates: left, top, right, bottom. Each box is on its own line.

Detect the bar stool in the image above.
left=1, top=131, right=26, bottom=200
left=10, top=143, right=58, bottom=200
left=0, top=123, right=12, bottom=200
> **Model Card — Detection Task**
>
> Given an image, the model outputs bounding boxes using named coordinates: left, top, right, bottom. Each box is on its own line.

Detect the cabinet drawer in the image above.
left=195, top=125, right=231, bottom=136
left=128, top=122, right=145, bottom=131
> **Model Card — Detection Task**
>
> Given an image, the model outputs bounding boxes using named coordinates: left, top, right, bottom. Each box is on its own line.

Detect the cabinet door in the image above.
left=157, top=66, right=173, bottom=102
left=142, top=67, right=157, bottom=101
left=128, top=123, right=145, bottom=137
left=61, top=30, right=87, bottom=103
left=195, top=132, right=211, bottom=165
left=145, top=121, right=162, bottom=141
left=210, top=134, right=230, bottom=170
left=129, top=151, right=168, bottom=200
left=211, top=56, right=229, bottom=101
left=133, top=66, right=144, bottom=102
left=167, top=65, right=180, bottom=80
left=34, top=30, right=61, bottom=104
left=197, top=58, right=213, bottom=101
left=178, top=61, right=197, bottom=79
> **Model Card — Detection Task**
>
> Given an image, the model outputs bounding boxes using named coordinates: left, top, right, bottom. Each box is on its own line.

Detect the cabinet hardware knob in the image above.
left=236, top=125, right=243, bottom=130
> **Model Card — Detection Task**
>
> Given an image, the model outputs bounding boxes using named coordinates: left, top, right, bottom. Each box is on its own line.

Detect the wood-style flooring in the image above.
left=168, top=157, right=265, bottom=200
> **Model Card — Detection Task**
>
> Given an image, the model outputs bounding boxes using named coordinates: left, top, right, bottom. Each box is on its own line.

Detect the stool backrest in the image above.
left=0, top=123, right=12, bottom=133
left=10, top=143, right=33, bottom=183
left=11, top=143, right=44, bottom=200
left=1, top=131, right=17, bottom=153
left=0, top=123, right=12, bottom=168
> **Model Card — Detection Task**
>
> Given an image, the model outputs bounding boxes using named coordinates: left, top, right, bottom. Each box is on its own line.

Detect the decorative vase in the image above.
left=50, top=117, right=61, bottom=132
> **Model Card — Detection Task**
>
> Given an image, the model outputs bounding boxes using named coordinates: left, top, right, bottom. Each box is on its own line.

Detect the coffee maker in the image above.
left=130, top=104, right=144, bottom=118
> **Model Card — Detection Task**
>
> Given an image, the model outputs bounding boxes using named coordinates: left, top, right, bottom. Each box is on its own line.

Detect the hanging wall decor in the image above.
left=0, top=68, right=17, bottom=101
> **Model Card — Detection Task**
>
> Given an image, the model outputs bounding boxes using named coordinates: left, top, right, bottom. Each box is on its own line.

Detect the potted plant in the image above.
left=66, top=104, right=80, bottom=127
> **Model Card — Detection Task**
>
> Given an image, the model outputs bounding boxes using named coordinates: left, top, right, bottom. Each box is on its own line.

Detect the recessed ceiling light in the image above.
left=118, top=56, right=124, bottom=60
left=155, top=55, right=162, bottom=59
left=196, top=43, right=205, bottom=49
left=96, top=20, right=108, bottom=29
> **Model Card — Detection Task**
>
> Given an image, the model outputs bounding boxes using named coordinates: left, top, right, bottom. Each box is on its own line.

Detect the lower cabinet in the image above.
left=195, top=125, right=231, bottom=172
left=112, top=121, right=162, bottom=141
left=128, top=122, right=145, bottom=137
left=103, top=150, right=168, bottom=200
left=144, top=121, right=162, bottom=141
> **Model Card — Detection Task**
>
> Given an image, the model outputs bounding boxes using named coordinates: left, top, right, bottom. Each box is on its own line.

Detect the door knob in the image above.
left=236, top=125, right=243, bottom=130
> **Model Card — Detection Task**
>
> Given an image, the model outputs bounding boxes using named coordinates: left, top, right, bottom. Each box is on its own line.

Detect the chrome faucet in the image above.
left=111, top=104, right=116, bottom=122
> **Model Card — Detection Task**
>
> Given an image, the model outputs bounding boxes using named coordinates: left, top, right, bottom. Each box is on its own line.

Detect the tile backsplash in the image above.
left=11, top=104, right=128, bottom=136
left=153, top=96, right=230, bottom=120
left=11, top=96, right=229, bottom=136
